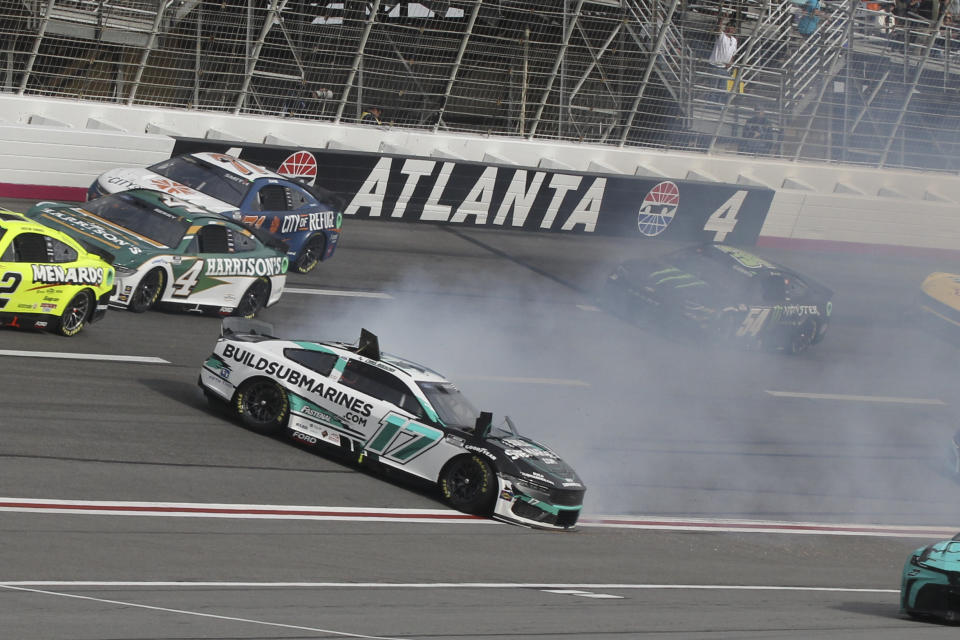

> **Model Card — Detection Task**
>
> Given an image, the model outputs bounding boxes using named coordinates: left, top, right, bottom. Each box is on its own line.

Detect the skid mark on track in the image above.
left=0, top=349, right=168, bottom=364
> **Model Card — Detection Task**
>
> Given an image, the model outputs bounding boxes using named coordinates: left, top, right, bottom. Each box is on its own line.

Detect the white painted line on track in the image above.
left=543, top=589, right=624, bottom=599
left=1, top=497, right=955, bottom=539
left=0, top=585, right=403, bottom=640
left=765, top=390, right=946, bottom=406
left=286, top=287, right=393, bottom=299
left=455, top=374, right=591, bottom=387
left=0, top=350, right=168, bottom=364
left=577, top=304, right=601, bottom=311
left=0, top=582, right=898, bottom=594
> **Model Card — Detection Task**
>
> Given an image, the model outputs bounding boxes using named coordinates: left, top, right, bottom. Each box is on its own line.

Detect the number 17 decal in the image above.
left=366, top=413, right=442, bottom=463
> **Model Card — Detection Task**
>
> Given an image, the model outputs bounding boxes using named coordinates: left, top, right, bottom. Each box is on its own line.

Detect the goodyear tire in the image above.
left=56, top=290, right=93, bottom=337
left=234, top=378, right=289, bottom=435
left=440, top=455, right=496, bottom=515
left=788, top=318, right=818, bottom=355
left=129, top=269, right=164, bottom=313
left=235, top=277, right=270, bottom=319
left=293, top=234, right=326, bottom=274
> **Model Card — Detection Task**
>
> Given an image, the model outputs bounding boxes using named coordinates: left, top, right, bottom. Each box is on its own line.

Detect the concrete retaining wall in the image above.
left=1, top=93, right=958, bottom=254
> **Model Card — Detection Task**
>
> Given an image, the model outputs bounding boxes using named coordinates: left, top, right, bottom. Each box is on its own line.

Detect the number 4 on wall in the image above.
left=703, top=190, right=748, bottom=242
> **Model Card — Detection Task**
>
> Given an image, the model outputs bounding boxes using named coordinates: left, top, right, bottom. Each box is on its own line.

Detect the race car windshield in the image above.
left=83, top=193, right=190, bottom=248
left=417, top=382, right=479, bottom=429
left=148, top=156, right=250, bottom=208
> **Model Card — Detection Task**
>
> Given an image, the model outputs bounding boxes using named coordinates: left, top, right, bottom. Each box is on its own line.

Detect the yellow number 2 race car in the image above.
left=0, top=210, right=115, bottom=336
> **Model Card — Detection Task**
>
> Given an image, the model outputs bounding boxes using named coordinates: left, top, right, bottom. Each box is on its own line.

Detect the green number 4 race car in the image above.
left=901, top=533, right=960, bottom=623
left=0, top=209, right=115, bottom=336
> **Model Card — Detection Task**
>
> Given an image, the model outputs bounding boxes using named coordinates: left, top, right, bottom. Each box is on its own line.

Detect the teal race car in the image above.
left=901, top=534, right=960, bottom=622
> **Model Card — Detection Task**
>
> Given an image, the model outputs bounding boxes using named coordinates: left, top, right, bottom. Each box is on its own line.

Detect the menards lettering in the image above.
left=281, top=212, right=336, bottom=233
left=205, top=256, right=286, bottom=277
left=222, top=344, right=372, bottom=416
left=31, top=265, right=104, bottom=286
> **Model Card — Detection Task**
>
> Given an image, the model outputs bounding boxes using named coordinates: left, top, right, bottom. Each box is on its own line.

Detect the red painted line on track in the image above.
left=0, top=183, right=86, bottom=202
left=0, top=501, right=482, bottom=520
left=581, top=517, right=944, bottom=535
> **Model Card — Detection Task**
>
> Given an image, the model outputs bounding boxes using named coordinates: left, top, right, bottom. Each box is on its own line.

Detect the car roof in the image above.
left=294, top=339, right=450, bottom=384
left=0, top=209, right=83, bottom=243
left=190, top=152, right=286, bottom=183
left=109, top=189, right=230, bottom=224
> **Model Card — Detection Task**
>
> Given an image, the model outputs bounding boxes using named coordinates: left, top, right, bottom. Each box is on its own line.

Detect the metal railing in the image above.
left=1, top=0, right=959, bottom=171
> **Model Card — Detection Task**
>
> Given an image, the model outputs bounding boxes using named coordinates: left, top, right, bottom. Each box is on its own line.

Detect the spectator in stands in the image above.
left=740, top=106, right=776, bottom=154
left=360, top=106, right=383, bottom=125
left=796, top=0, right=828, bottom=36
left=707, top=22, right=738, bottom=102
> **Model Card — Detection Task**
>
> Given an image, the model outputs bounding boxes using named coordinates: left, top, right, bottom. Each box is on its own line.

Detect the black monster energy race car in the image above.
left=604, top=243, right=833, bottom=353
left=199, top=320, right=585, bottom=529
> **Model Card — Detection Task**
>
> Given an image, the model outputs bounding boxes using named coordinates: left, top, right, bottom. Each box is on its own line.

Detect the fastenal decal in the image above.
left=205, top=256, right=287, bottom=277
left=31, top=265, right=105, bottom=286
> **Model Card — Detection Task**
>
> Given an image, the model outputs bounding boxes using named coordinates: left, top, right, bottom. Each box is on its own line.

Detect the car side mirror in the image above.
left=475, top=411, right=493, bottom=439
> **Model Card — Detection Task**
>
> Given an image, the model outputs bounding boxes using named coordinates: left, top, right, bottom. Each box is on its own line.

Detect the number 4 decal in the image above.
left=172, top=259, right=204, bottom=297
left=703, top=190, right=748, bottom=242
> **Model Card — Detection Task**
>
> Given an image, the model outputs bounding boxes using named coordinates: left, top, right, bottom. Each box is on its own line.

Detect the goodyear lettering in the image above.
left=31, top=264, right=105, bottom=286
left=280, top=212, right=336, bottom=234
left=222, top=343, right=372, bottom=416
left=205, top=256, right=286, bottom=277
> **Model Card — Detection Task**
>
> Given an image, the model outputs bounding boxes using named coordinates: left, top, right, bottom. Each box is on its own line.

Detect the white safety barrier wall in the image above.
left=1, top=94, right=959, bottom=255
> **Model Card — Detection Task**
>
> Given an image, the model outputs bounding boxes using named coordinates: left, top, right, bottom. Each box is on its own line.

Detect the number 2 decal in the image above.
left=703, top=190, right=748, bottom=242
left=171, top=259, right=204, bottom=297
left=0, top=272, right=23, bottom=309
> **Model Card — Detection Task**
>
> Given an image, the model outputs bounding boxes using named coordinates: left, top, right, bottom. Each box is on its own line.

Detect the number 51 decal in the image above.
left=366, top=413, right=442, bottom=463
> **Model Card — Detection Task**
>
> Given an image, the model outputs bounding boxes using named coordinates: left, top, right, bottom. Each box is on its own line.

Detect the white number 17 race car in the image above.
left=198, top=320, right=585, bottom=530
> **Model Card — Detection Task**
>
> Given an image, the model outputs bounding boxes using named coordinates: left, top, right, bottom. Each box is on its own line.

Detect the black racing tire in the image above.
left=440, top=455, right=496, bottom=515
left=129, top=268, right=165, bottom=313
left=788, top=318, right=818, bottom=355
left=293, top=234, right=326, bottom=274
left=56, top=289, right=93, bottom=336
left=233, top=378, right=289, bottom=435
left=235, top=277, right=270, bottom=318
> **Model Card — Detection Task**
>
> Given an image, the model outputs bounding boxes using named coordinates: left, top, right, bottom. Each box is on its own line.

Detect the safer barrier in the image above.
left=171, top=139, right=774, bottom=245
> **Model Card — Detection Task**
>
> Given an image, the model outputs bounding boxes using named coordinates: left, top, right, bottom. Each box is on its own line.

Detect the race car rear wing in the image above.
left=221, top=317, right=276, bottom=338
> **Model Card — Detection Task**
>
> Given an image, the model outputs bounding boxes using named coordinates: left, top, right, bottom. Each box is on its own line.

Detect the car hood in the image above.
left=915, top=540, right=960, bottom=572
left=26, top=202, right=164, bottom=268
left=921, top=272, right=960, bottom=312
left=485, top=434, right=584, bottom=489
left=98, top=168, right=236, bottom=214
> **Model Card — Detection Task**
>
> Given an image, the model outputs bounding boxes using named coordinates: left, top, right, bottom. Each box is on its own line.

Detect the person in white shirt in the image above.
left=707, top=22, right=738, bottom=103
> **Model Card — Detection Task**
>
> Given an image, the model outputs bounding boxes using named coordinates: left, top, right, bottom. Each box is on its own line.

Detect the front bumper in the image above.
left=492, top=474, right=584, bottom=530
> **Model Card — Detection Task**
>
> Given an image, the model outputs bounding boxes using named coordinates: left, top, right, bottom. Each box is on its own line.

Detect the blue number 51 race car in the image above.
left=198, top=320, right=586, bottom=530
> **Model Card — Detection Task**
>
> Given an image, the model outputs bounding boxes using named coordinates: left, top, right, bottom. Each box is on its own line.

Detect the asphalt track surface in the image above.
left=3, top=195, right=960, bottom=638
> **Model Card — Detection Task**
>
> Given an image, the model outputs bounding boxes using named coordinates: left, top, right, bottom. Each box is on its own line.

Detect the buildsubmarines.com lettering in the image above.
left=222, top=344, right=372, bottom=416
